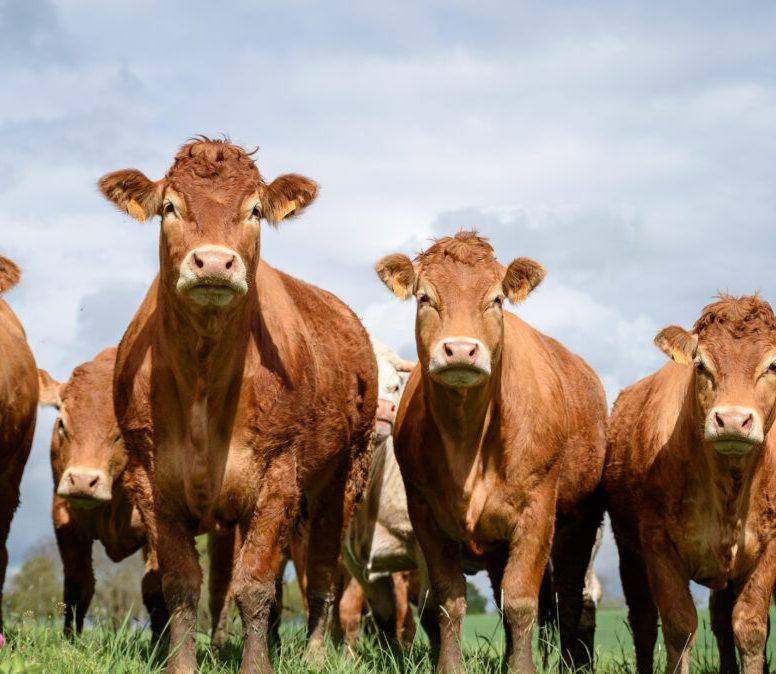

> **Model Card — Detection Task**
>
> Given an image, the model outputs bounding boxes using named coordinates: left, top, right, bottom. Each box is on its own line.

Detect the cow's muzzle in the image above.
left=375, top=397, right=397, bottom=439
left=177, top=245, right=248, bottom=306
left=428, top=337, right=491, bottom=388
left=57, top=467, right=112, bottom=508
left=704, top=405, right=764, bottom=455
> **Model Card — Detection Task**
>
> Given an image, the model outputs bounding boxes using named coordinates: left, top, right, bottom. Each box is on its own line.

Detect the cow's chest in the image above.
left=153, top=423, right=272, bottom=528
left=427, top=459, right=518, bottom=555
left=673, top=490, right=762, bottom=588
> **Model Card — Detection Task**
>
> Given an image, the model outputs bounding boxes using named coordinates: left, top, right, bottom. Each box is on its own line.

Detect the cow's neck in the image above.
left=157, top=282, right=254, bottom=523
left=425, top=369, right=500, bottom=484
left=683, top=397, right=761, bottom=523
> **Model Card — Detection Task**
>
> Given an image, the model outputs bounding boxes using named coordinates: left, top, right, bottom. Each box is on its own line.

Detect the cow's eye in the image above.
left=490, top=296, right=504, bottom=309
left=695, top=359, right=708, bottom=375
left=57, top=418, right=67, bottom=440
left=768, top=362, right=776, bottom=375
left=388, top=384, right=400, bottom=393
left=418, top=293, right=430, bottom=306
left=163, top=202, right=176, bottom=217
left=251, top=205, right=261, bottom=220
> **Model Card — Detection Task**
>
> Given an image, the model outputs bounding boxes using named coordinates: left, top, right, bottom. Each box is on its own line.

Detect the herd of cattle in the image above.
left=1, top=137, right=775, bottom=674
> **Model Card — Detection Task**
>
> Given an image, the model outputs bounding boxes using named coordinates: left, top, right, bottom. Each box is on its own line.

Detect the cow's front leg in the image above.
left=53, top=510, right=95, bottom=637
left=406, top=483, right=465, bottom=674
left=157, top=513, right=201, bottom=674
left=732, top=538, right=776, bottom=674
left=232, top=459, right=296, bottom=674
left=500, top=481, right=557, bottom=674
left=641, top=531, right=696, bottom=674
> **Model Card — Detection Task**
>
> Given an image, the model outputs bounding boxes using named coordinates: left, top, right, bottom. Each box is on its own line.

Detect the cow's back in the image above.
left=531, top=327, right=607, bottom=515
left=501, top=312, right=606, bottom=502
left=0, top=299, right=37, bottom=461
left=604, top=362, right=690, bottom=545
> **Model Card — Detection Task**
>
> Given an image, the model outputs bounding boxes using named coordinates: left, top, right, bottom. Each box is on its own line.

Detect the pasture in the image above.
left=1, top=608, right=774, bottom=673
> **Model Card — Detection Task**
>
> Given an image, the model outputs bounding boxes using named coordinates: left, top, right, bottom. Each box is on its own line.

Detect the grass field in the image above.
left=1, top=608, right=774, bottom=673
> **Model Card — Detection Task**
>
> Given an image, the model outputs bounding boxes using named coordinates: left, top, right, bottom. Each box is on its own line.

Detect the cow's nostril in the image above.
left=742, top=414, right=753, bottom=430
left=193, top=253, right=204, bottom=269
left=469, top=347, right=476, bottom=358
left=89, top=476, right=99, bottom=488
left=225, top=256, right=234, bottom=270
left=444, top=344, right=453, bottom=358
left=715, top=412, right=725, bottom=429
left=68, top=473, right=76, bottom=485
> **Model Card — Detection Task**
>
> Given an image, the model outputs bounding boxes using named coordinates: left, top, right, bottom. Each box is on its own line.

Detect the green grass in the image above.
left=1, top=608, right=774, bottom=673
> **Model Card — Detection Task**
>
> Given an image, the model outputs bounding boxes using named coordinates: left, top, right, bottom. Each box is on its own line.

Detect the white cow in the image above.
left=336, top=341, right=419, bottom=647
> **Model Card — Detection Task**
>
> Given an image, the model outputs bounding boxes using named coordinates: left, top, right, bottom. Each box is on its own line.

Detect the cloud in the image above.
left=3, top=0, right=776, bottom=607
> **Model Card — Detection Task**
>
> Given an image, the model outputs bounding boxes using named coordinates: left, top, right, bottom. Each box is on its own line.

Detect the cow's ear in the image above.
left=98, top=169, right=165, bottom=222
left=503, top=257, right=545, bottom=304
left=375, top=254, right=417, bottom=300
left=654, top=326, right=699, bottom=365
left=261, top=174, right=319, bottom=225
left=38, top=369, right=64, bottom=409
left=0, top=257, right=21, bottom=293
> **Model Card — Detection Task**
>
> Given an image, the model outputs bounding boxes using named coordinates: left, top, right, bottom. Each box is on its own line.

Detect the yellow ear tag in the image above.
left=277, top=199, right=298, bottom=220
left=391, top=279, right=410, bottom=299
left=127, top=199, right=146, bottom=222
left=513, top=279, right=529, bottom=303
left=671, top=349, right=689, bottom=365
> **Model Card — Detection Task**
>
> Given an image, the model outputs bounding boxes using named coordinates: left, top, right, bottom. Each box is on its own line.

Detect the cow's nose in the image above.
left=377, top=397, right=397, bottom=423
left=190, top=248, right=236, bottom=276
left=714, top=408, right=754, bottom=436
left=58, top=467, right=111, bottom=504
left=442, top=340, right=480, bottom=366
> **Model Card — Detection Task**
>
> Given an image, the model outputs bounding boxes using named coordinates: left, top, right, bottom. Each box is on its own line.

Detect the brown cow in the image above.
left=98, top=138, right=377, bottom=674
left=0, top=256, right=38, bottom=633
left=605, top=295, right=776, bottom=674
left=37, top=348, right=168, bottom=638
left=375, top=232, right=606, bottom=673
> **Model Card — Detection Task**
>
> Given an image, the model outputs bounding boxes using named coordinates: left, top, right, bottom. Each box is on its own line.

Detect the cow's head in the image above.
left=39, top=349, right=125, bottom=507
left=375, top=231, right=543, bottom=389
left=655, top=294, right=776, bottom=456
left=372, top=340, right=415, bottom=440
left=0, top=256, right=21, bottom=293
left=98, top=138, right=318, bottom=310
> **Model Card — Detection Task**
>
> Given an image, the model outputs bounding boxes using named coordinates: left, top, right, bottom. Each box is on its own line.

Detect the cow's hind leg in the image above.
left=304, top=464, right=353, bottom=667
left=54, top=520, right=95, bottom=637
left=551, top=495, right=603, bottom=671
left=208, top=529, right=237, bottom=650
left=141, top=545, right=168, bottom=645
left=710, top=586, right=738, bottom=674
left=617, top=541, right=658, bottom=674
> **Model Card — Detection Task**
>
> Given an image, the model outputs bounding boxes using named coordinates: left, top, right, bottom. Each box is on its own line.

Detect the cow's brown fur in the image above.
left=99, top=138, right=377, bottom=674
left=0, top=257, right=38, bottom=632
left=605, top=295, right=776, bottom=674
left=376, top=232, right=606, bottom=673
left=40, top=348, right=169, bottom=638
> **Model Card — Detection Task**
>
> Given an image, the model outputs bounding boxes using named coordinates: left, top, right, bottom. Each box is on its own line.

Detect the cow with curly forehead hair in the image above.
left=98, top=137, right=377, bottom=674
left=606, top=294, right=776, bottom=674
left=375, top=231, right=607, bottom=674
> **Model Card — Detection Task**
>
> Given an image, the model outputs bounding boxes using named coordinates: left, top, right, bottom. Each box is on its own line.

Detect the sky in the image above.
left=3, top=0, right=776, bottom=609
